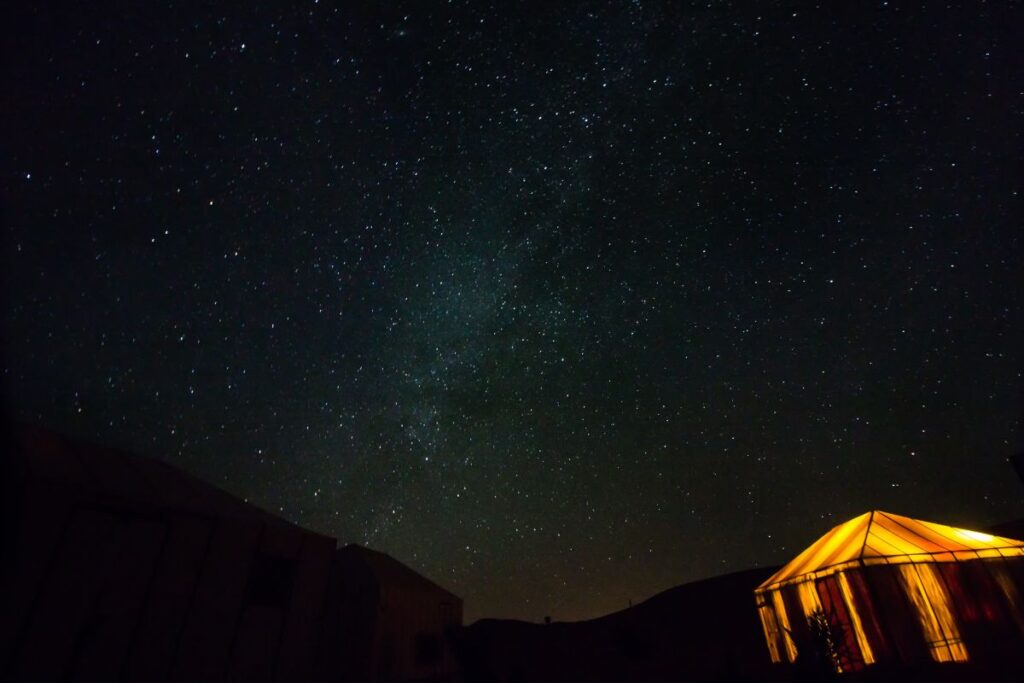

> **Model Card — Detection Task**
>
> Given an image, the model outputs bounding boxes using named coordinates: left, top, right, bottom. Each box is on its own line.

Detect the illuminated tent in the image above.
left=754, top=511, right=1024, bottom=672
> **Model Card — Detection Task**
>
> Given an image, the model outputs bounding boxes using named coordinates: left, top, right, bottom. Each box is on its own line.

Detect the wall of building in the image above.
left=2, top=426, right=463, bottom=683
left=1, top=428, right=340, bottom=682
left=330, top=546, right=463, bottom=683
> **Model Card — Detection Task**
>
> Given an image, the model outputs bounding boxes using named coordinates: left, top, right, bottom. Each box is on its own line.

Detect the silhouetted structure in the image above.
left=1012, top=451, right=1024, bottom=490
left=755, top=511, right=1024, bottom=674
left=985, top=451, right=1024, bottom=540
left=2, top=424, right=461, bottom=682
left=460, top=567, right=778, bottom=683
left=329, top=544, right=462, bottom=683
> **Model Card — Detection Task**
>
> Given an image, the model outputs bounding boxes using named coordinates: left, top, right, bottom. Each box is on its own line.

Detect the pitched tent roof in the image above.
left=9, top=423, right=314, bottom=533
left=757, top=510, right=1024, bottom=591
left=337, top=544, right=461, bottom=601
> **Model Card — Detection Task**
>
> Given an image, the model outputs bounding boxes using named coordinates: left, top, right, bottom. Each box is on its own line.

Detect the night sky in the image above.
left=3, top=1, right=1022, bottom=623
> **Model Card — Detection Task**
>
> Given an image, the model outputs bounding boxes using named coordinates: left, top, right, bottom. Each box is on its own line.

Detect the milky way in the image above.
left=4, top=2, right=1021, bottom=621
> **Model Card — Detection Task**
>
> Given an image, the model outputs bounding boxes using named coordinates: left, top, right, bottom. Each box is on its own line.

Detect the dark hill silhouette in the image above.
left=459, top=560, right=1024, bottom=683
left=459, top=566, right=782, bottom=683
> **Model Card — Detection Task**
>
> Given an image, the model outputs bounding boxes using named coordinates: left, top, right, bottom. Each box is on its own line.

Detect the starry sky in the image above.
left=3, top=1, right=1022, bottom=623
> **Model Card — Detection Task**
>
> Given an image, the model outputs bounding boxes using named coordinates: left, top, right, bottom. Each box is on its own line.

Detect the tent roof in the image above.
left=10, top=423, right=325, bottom=536
left=337, top=544, right=462, bottom=602
left=757, top=510, right=1024, bottom=592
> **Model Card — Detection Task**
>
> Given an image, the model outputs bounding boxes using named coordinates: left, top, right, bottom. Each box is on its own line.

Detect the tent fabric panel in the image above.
left=765, top=550, right=1024, bottom=592
left=124, top=514, right=214, bottom=683
left=936, top=563, right=981, bottom=623
left=796, top=580, right=822, bottom=619
left=10, top=508, right=126, bottom=681
left=759, top=513, right=871, bottom=588
left=780, top=584, right=813, bottom=657
left=759, top=525, right=847, bottom=588
left=841, top=570, right=890, bottom=663
left=816, top=575, right=864, bottom=672
left=962, top=560, right=1018, bottom=626
left=861, top=565, right=930, bottom=665
left=69, top=517, right=168, bottom=682
left=769, top=589, right=797, bottom=662
left=927, top=552, right=957, bottom=563
left=876, top=518, right=968, bottom=557
left=896, top=564, right=968, bottom=663
left=758, top=511, right=1024, bottom=592
left=876, top=512, right=1024, bottom=556
left=836, top=572, right=875, bottom=666
left=168, top=516, right=263, bottom=683
left=809, top=524, right=876, bottom=583
left=869, top=516, right=944, bottom=555
left=757, top=559, right=864, bottom=592
left=893, top=514, right=1024, bottom=552
left=1003, top=557, right=1024, bottom=610
left=873, top=513, right=972, bottom=554
left=988, top=560, right=1024, bottom=636
left=936, top=561, right=1018, bottom=662
left=758, top=559, right=1024, bottom=670
left=863, top=526, right=917, bottom=558
left=756, top=600, right=784, bottom=664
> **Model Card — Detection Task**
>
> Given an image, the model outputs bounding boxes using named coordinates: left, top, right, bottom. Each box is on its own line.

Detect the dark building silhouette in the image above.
left=986, top=451, right=1024, bottom=542
left=1012, top=451, right=1024, bottom=490
left=328, top=545, right=462, bottom=683
left=1, top=424, right=461, bottom=682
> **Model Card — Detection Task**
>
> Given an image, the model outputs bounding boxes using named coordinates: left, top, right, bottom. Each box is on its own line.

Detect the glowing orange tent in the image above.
left=754, top=511, right=1024, bottom=672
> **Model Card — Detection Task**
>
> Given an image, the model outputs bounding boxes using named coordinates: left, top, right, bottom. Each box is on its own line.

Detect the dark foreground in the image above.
left=457, top=566, right=1023, bottom=683
left=5, top=425, right=1023, bottom=682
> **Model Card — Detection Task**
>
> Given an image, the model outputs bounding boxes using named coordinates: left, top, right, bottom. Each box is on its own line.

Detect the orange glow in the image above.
left=760, top=513, right=872, bottom=588
left=758, top=511, right=1024, bottom=590
left=754, top=511, right=1024, bottom=671
left=796, top=580, right=822, bottom=618
left=897, top=564, right=968, bottom=662
left=837, top=572, right=875, bottom=665
left=957, top=529, right=994, bottom=543
left=770, top=589, right=798, bottom=662
left=757, top=603, right=783, bottom=663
